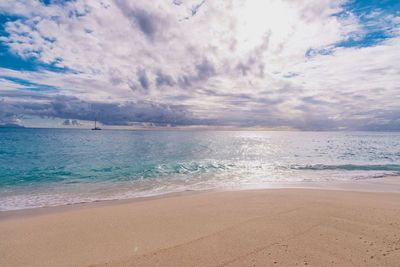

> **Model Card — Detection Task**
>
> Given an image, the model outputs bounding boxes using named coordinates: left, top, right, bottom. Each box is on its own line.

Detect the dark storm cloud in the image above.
left=115, top=0, right=161, bottom=40
left=357, top=109, right=400, bottom=131
left=0, top=95, right=199, bottom=126
left=131, top=9, right=157, bottom=39
left=155, top=70, right=175, bottom=87
left=236, top=57, right=256, bottom=76
left=0, top=90, right=53, bottom=100
left=137, top=68, right=150, bottom=90
left=195, top=58, right=216, bottom=80
left=0, top=99, right=18, bottom=123
left=236, top=62, right=252, bottom=76
left=173, top=58, right=216, bottom=89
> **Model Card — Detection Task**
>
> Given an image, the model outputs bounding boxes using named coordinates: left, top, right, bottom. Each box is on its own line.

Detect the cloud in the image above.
left=195, top=58, right=216, bottom=81
left=0, top=0, right=399, bottom=130
left=62, top=119, right=80, bottom=126
left=1, top=94, right=198, bottom=126
left=137, top=68, right=150, bottom=91
left=116, top=1, right=160, bottom=41
left=155, top=70, right=175, bottom=87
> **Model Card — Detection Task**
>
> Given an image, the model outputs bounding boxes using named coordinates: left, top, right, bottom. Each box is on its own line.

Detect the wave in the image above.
left=292, top=164, right=400, bottom=171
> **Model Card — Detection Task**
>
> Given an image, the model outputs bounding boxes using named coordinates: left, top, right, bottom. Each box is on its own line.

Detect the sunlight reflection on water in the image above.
left=1, top=129, right=400, bottom=210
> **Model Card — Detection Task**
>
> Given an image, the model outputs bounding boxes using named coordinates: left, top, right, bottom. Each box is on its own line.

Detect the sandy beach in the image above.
left=1, top=186, right=399, bottom=267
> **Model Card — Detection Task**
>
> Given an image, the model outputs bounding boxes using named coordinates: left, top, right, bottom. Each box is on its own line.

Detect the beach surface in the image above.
left=1, top=188, right=400, bottom=266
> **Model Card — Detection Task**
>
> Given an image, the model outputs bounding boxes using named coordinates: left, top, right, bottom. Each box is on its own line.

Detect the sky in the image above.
left=0, top=0, right=399, bottom=130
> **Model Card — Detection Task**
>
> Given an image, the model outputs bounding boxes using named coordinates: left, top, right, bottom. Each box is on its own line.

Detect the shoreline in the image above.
left=1, top=175, right=399, bottom=219
left=1, top=185, right=400, bottom=266
left=0, top=188, right=215, bottom=221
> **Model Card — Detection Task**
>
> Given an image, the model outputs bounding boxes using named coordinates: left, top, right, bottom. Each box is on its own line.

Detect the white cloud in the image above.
left=0, top=0, right=399, bottom=129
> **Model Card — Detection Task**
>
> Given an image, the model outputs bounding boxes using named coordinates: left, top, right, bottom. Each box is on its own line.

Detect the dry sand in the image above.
left=1, top=188, right=400, bottom=266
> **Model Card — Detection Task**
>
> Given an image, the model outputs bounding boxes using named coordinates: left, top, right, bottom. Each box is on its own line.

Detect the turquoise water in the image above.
left=1, top=128, right=400, bottom=210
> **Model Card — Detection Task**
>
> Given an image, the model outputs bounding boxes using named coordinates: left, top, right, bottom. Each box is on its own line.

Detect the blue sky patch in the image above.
left=0, top=76, right=59, bottom=91
left=39, top=0, right=77, bottom=6
left=342, top=0, right=400, bottom=16
left=333, top=0, right=400, bottom=49
left=0, top=43, right=73, bottom=72
left=0, top=14, right=71, bottom=72
left=336, top=30, right=391, bottom=48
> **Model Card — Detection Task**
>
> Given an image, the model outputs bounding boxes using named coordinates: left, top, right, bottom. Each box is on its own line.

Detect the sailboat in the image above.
left=91, top=119, right=102, bottom=130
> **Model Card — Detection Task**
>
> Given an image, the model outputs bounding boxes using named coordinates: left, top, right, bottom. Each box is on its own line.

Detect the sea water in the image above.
left=1, top=128, right=400, bottom=210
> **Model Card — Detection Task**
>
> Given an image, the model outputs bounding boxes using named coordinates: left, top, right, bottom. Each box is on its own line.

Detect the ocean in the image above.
left=1, top=128, right=400, bottom=211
